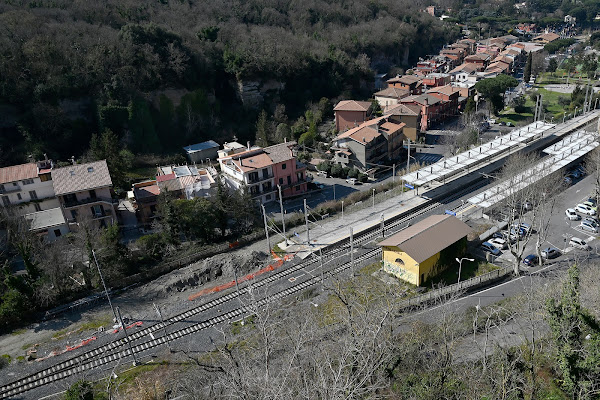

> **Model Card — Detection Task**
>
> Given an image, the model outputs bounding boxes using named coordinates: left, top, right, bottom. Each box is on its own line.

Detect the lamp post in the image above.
left=456, top=257, right=474, bottom=284
left=341, top=200, right=344, bottom=219
left=372, top=188, right=375, bottom=208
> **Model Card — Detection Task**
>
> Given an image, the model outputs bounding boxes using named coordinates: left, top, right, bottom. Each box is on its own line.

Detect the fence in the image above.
left=399, top=266, right=512, bottom=309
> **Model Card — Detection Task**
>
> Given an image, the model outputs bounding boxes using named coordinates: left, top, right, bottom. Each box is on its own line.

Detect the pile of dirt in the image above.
left=164, top=251, right=270, bottom=293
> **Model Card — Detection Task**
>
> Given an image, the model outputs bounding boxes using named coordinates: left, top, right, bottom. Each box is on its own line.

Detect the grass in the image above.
left=230, top=315, right=256, bottom=335
left=499, top=82, right=572, bottom=125
left=52, top=314, right=113, bottom=340
left=10, top=328, right=26, bottom=336
left=124, top=166, right=157, bottom=181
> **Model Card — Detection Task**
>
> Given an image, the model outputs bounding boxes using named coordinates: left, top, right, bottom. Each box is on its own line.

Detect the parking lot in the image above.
left=484, top=172, right=600, bottom=270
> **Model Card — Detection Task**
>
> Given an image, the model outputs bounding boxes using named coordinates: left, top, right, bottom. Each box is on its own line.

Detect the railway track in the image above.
left=0, top=177, right=489, bottom=399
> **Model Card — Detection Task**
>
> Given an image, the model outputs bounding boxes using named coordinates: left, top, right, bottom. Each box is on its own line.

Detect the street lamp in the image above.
left=456, top=257, right=474, bottom=284
left=372, top=188, right=376, bottom=208
left=341, top=200, right=344, bottom=219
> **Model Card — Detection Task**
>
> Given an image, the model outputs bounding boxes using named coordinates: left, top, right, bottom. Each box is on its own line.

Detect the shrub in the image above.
left=347, top=168, right=359, bottom=178
left=358, top=173, right=368, bottom=182
left=330, top=164, right=343, bottom=177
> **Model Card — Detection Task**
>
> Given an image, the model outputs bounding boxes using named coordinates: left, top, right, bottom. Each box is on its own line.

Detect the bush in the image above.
left=330, top=164, right=343, bottom=177
left=358, top=173, right=368, bottom=182
left=0, top=354, right=10, bottom=369
left=341, top=166, right=350, bottom=178
left=317, top=162, right=331, bottom=174
left=347, top=168, right=359, bottom=178
left=64, top=380, right=94, bottom=400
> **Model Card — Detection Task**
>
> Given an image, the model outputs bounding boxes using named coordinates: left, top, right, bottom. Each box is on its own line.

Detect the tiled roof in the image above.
left=533, top=32, right=560, bottom=42
left=401, top=94, right=442, bottom=106
left=333, top=100, right=372, bottom=112
left=133, top=182, right=160, bottom=200
left=465, top=54, right=490, bottom=62
left=383, top=103, right=420, bottom=116
left=52, top=160, right=113, bottom=196
left=349, top=126, right=381, bottom=144
left=375, top=87, right=410, bottom=99
left=378, top=214, right=471, bottom=263
left=387, top=75, right=422, bottom=85
left=334, top=116, right=387, bottom=140
left=427, top=85, right=458, bottom=96
left=263, top=142, right=295, bottom=164
left=449, top=63, right=479, bottom=74
left=0, top=163, right=38, bottom=185
left=238, top=153, right=274, bottom=171
left=156, top=173, right=176, bottom=182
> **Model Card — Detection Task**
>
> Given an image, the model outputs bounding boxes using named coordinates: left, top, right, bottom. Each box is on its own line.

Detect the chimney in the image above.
left=284, top=137, right=287, bottom=143
left=70, top=156, right=76, bottom=165
left=247, top=141, right=251, bottom=150
left=363, top=137, right=367, bottom=143
left=44, top=153, right=48, bottom=161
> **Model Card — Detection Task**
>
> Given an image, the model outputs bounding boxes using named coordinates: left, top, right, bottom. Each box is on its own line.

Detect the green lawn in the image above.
left=499, top=83, right=571, bottom=125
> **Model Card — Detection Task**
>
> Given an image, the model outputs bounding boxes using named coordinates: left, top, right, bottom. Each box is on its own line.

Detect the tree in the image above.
left=546, top=264, right=600, bottom=398
left=547, top=58, right=558, bottom=75
left=255, top=109, right=270, bottom=147
left=474, top=75, right=518, bottom=115
left=524, top=52, right=533, bottom=83
left=87, top=129, right=130, bottom=189
left=64, top=380, right=94, bottom=400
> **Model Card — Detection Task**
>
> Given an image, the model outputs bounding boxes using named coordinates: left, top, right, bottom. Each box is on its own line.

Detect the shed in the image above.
left=183, top=140, right=220, bottom=163
left=378, top=214, right=471, bottom=285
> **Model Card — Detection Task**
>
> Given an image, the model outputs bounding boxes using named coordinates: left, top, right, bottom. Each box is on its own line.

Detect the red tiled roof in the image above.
left=0, top=163, right=38, bottom=185
left=334, top=100, right=372, bottom=112
left=156, top=173, right=176, bottom=182
left=375, top=87, right=410, bottom=99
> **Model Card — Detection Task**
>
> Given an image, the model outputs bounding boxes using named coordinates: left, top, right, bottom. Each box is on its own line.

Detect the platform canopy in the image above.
left=467, top=131, right=599, bottom=209
left=401, top=121, right=555, bottom=186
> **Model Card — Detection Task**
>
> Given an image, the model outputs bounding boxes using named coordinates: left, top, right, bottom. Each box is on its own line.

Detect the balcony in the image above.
left=63, top=196, right=118, bottom=208
left=92, top=209, right=113, bottom=219
left=0, top=185, right=21, bottom=194
left=247, top=174, right=274, bottom=185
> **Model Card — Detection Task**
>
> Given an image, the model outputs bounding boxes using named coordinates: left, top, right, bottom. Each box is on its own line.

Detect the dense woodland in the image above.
left=0, top=0, right=457, bottom=168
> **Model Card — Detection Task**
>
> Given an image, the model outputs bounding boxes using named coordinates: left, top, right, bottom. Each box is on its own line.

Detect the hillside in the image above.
left=0, top=0, right=458, bottom=166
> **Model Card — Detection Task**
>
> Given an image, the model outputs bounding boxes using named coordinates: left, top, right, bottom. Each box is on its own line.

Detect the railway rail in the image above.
left=0, top=177, right=488, bottom=399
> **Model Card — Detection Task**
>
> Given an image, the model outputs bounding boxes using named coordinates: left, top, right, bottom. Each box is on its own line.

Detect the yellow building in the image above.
left=379, top=214, right=471, bottom=286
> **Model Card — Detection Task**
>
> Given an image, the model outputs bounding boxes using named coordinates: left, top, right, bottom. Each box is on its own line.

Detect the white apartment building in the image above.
left=0, top=159, right=60, bottom=215
left=218, top=148, right=277, bottom=204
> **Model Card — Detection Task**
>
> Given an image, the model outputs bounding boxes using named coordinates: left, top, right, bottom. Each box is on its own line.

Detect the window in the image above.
left=265, top=194, right=271, bottom=201
left=34, top=203, right=41, bottom=212
left=295, top=185, right=300, bottom=192
left=395, top=258, right=405, bottom=265
left=54, top=229, right=62, bottom=237
left=64, top=193, right=77, bottom=204
left=281, top=163, right=287, bottom=170
left=262, top=168, right=269, bottom=179
left=279, top=178, right=283, bottom=185
left=89, top=189, right=97, bottom=199
left=91, top=204, right=104, bottom=217
left=29, top=190, right=38, bottom=200
left=22, top=178, right=34, bottom=185
left=2, top=196, right=9, bottom=206
left=87, top=167, right=94, bottom=173
left=17, top=193, right=22, bottom=200
left=287, top=175, right=291, bottom=185
left=40, top=173, right=51, bottom=182
left=248, top=172, right=259, bottom=183
left=0, top=184, right=4, bottom=193
left=70, top=210, right=78, bottom=219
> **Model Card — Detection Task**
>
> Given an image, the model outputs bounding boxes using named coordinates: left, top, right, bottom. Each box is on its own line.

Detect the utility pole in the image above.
left=319, top=247, right=324, bottom=291
left=406, top=139, right=411, bottom=173
left=116, top=306, right=138, bottom=366
left=392, top=163, right=396, bottom=186
left=92, top=249, right=117, bottom=324
left=372, top=188, right=375, bottom=208
left=333, top=184, right=336, bottom=200
left=380, top=214, right=385, bottom=237
left=533, top=95, right=539, bottom=121
left=277, top=185, right=287, bottom=245
left=261, top=204, right=271, bottom=253
left=350, top=227, right=354, bottom=276
left=341, top=200, right=344, bottom=219
left=233, top=266, right=244, bottom=325
left=304, top=198, right=310, bottom=245
left=153, top=303, right=171, bottom=352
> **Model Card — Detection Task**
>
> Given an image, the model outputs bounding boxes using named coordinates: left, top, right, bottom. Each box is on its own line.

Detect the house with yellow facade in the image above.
left=379, top=214, right=471, bottom=286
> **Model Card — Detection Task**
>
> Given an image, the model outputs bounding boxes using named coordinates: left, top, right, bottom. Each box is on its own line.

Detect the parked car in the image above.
left=565, top=208, right=581, bottom=221
left=579, top=221, right=599, bottom=233
left=316, top=170, right=328, bottom=178
left=481, top=241, right=501, bottom=256
left=489, top=237, right=508, bottom=250
left=582, top=201, right=597, bottom=211
left=491, top=231, right=505, bottom=240
left=541, top=247, right=561, bottom=259
left=569, top=237, right=591, bottom=250
left=523, top=254, right=540, bottom=267
left=583, top=217, right=599, bottom=226
left=575, top=203, right=596, bottom=216
left=345, top=177, right=358, bottom=185
left=586, top=197, right=596, bottom=206
left=513, top=222, right=532, bottom=235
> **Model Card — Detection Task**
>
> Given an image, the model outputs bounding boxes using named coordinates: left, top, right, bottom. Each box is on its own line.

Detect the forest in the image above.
left=0, top=0, right=457, bottom=169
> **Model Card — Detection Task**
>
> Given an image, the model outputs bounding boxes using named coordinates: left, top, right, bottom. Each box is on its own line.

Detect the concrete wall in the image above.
left=335, top=110, right=367, bottom=132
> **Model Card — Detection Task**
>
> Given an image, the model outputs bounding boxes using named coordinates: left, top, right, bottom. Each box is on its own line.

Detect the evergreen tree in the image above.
left=524, top=52, right=533, bottom=83
left=255, top=110, right=270, bottom=147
